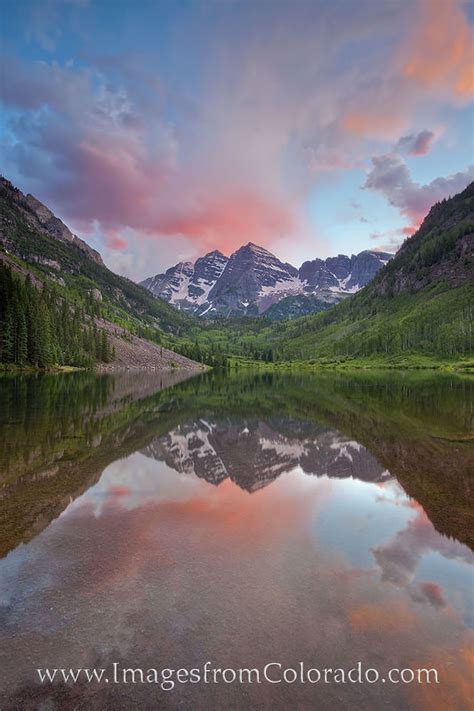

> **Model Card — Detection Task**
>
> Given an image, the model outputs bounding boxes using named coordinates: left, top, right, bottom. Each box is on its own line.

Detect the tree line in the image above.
left=170, top=340, right=229, bottom=368
left=0, top=264, right=113, bottom=368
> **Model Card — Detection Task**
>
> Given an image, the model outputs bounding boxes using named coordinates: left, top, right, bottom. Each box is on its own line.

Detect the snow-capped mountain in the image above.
left=206, top=242, right=302, bottom=316
left=141, top=416, right=389, bottom=492
left=140, top=242, right=392, bottom=318
left=140, top=249, right=229, bottom=313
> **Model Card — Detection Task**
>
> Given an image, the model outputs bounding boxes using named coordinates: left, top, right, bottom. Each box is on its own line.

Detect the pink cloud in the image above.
left=105, top=230, right=128, bottom=251
left=343, top=111, right=408, bottom=141
left=1, top=54, right=305, bottom=266
left=152, top=191, right=296, bottom=255
left=341, top=1, right=473, bottom=142
left=402, top=0, right=474, bottom=99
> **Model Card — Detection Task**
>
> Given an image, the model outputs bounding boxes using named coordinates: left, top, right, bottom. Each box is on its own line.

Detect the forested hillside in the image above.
left=0, top=264, right=112, bottom=367
left=0, top=178, right=193, bottom=336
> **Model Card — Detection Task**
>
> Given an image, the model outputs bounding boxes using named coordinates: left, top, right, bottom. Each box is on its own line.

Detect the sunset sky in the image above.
left=1, top=0, right=473, bottom=279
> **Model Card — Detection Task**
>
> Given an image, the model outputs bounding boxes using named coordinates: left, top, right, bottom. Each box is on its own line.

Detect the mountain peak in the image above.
left=229, top=242, right=280, bottom=264
left=203, top=249, right=226, bottom=258
left=242, top=241, right=272, bottom=253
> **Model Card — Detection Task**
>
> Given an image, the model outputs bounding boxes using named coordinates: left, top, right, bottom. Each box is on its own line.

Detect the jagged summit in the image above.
left=141, top=241, right=393, bottom=318
left=140, top=248, right=230, bottom=314
left=205, top=248, right=227, bottom=257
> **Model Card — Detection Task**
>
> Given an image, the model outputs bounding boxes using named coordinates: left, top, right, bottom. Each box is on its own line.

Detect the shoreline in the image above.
left=1, top=356, right=472, bottom=376
left=227, top=356, right=474, bottom=374
left=0, top=363, right=208, bottom=376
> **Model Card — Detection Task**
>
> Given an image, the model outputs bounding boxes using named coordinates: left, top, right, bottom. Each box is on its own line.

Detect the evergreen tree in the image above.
left=0, top=264, right=117, bottom=369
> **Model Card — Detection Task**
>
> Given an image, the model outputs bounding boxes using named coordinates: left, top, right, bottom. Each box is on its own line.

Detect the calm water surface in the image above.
left=0, top=370, right=472, bottom=710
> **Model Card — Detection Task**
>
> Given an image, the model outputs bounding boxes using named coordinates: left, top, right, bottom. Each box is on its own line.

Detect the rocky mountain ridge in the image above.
left=0, top=177, right=103, bottom=265
left=141, top=242, right=392, bottom=318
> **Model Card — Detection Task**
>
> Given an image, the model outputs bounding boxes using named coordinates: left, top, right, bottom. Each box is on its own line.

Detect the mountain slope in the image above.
left=261, top=183, right=474, bottom=363
left=141, top=242, right=392, bottom=318
left=194, top=184, right=473, bottom=365
left=264, top=294, right=334, bottom=320
left=1, top=179, right=104, bottom=265
left=0, top=177, right=196, bottom=335
left=206, top=242, right=300, bottom=316
left=0, top=177, right=204, bottom=369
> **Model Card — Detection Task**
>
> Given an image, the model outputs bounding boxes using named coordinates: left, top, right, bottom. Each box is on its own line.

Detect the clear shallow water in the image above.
left=0, top=370, right=472, bottom=710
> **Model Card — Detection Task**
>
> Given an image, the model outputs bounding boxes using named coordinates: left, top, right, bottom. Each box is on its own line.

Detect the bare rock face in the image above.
left=325, top=254, right=352, bottom=280
left=89, top=288, right=103, bottom=302
left=141, top=261, right=195, bottom=303
left=191, top=250, right=229, bottom=309
left=299, top=251, right=392, bottom=291
left=141, top=251, right=229, bottom=314
left=0, top=177, right=104, bottom=265
left=206, top=243, right=299, bottom=316
left=141, top=242, right=393, bottom=319
left=346, top=250, right=392, bottom=289
left=299, top=258, right=340, bottom=289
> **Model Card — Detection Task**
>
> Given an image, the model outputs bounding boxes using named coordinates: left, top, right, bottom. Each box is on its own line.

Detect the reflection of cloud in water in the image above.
left=313, top=477, right=414, bottom=568
left=1, top=374, right=473, bottom=710
left=414, top=581, right=446, bottom=608
left=67, top=451, right=213, bottom=516
left=373, top=508, right=474, bottom=624
left=0, top=444, right=473, bottom=710
left=372, top=507, right=473, bottom=585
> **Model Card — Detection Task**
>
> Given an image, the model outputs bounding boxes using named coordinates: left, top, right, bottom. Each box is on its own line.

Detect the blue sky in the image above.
left=1, top=0, right=473, bottom=278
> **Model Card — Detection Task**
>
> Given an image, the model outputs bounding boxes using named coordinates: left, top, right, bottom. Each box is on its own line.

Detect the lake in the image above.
left=0, top=369, right=472, bottom=710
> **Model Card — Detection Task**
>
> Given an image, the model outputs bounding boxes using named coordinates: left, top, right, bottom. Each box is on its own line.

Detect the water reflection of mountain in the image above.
left=0, top=370, right=472, bottom=557
left=142, top=417, right=388, bottom=491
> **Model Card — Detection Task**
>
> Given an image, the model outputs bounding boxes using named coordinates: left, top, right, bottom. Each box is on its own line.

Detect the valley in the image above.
left=0, top=176, right=472, bottom=372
